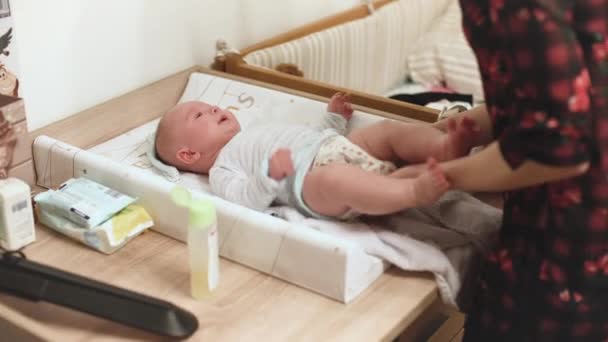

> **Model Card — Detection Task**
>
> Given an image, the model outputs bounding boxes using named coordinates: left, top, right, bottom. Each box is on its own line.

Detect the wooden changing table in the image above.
left=0, top=67, right=470, bottom=341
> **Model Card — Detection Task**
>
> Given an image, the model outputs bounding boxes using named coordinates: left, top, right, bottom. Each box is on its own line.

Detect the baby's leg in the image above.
left=302, top=159, right=449, bottom=217
left=347, top=118, right=479, bottom=164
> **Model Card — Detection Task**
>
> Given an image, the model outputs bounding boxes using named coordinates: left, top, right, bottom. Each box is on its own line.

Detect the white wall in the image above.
left=192, top=0, right=361, bottom=63
left=12, top=0, right=360, bottom=130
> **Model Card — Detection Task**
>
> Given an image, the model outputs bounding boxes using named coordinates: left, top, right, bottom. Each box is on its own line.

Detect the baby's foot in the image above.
left=327, top=92, right=353, bottom=120
left=435, top=117, right=480, bottom=161
left=412, top=158, right=450, bottom=206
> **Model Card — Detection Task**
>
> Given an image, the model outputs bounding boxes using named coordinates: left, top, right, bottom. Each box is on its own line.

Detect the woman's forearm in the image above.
left=433, top=105, right=494, bottom=147
left=441, top=142, right=589, bottom=192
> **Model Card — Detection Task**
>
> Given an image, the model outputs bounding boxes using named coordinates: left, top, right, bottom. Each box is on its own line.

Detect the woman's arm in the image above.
left=389, top=143, right=589, bottom=191
left=440, top=142, right=589, bottom=192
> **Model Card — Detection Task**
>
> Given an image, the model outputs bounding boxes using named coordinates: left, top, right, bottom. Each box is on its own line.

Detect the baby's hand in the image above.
left=327, top=92, right=353, bottom=121
left=269, top=149, right=295, bottom=181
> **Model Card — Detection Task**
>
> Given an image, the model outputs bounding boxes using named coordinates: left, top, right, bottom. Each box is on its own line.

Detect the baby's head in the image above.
left=155, top=101, right=240, bottom=173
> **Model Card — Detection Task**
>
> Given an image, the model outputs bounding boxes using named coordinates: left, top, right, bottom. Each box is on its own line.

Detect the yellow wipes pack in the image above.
left=36, top=204, right=154, bottom=254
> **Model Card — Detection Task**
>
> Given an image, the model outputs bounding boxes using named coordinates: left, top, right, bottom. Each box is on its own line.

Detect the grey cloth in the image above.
left=266, top=190, right=502, bottom=308
left=365, top=190, right=501, bottom=253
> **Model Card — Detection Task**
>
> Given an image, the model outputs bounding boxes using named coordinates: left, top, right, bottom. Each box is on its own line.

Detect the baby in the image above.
left=155, top=93, right=478, bottom=219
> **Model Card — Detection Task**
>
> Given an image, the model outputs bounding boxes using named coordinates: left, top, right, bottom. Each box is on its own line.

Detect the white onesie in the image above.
left=209, top=112, right=346, bottom=211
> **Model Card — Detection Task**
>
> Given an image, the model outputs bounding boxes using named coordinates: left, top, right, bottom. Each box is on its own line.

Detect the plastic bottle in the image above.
left=171, top=187, right=219, bottom=299
left=0, top=178, right=35, bottom=250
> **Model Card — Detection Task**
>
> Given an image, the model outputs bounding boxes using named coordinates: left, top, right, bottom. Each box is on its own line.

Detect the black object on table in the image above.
left=0, top=249, right=199, bottom=339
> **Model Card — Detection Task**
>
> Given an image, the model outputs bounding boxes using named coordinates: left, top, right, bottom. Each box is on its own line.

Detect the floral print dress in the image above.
left=459, top=0, right=608, bottom=341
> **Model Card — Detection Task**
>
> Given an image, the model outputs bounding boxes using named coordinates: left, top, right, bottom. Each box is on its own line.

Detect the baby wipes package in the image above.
left=35, top=204, right=154, bottom=254
left=34, top=178, right=136, bottom=229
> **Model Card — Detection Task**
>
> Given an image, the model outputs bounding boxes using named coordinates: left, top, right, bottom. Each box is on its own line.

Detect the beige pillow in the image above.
left=243, top=0, right=453, bottom=95
left=407, top=0, right=484, bottom=102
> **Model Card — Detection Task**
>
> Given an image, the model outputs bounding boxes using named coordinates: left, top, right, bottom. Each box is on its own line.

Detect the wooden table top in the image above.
left=0, top=224, right=439, bottom=341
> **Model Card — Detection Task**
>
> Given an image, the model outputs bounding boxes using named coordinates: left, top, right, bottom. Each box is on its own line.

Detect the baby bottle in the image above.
left=171, top=187, right=219, bottom=299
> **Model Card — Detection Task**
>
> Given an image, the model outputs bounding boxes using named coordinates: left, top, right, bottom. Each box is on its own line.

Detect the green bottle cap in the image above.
left=171, top=186, right=216, bottom=229
left=189, top=199, right=216, bottom=228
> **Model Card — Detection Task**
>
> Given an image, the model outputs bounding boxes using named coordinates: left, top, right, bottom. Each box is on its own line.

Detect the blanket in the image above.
left=266, top=190, right=501, bottom=307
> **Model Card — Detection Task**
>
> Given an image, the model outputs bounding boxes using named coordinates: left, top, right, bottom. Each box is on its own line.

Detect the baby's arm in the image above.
left=209, top=163, right=282, bottom=211
left=313, top=112, right=348, bottom=134
left=327, top=93, right=353, bottom=121
left=311, top=93, right=353, bottom=134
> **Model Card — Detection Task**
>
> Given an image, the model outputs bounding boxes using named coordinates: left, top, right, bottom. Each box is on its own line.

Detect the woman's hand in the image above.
left=433, top=104, right=493, bottom=147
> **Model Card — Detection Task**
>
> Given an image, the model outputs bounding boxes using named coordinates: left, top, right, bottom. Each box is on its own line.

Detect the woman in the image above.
left=402, top=0, right=607, bottom=340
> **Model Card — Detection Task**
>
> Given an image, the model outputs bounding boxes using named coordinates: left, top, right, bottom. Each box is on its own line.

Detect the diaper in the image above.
left=312, top=135, right=397, bottom=174
left=296, top=135, right=397, bottom=220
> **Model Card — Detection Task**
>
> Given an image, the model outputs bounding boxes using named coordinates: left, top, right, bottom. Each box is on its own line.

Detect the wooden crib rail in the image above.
left=239, top=0, right=396, bottom=56
left=224, top=54, right=439, bottom=123
left=218, top=0, right=439, bottom=123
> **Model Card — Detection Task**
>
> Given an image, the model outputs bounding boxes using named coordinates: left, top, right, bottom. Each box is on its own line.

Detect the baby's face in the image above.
left=168, top=101, right=240, bottom=156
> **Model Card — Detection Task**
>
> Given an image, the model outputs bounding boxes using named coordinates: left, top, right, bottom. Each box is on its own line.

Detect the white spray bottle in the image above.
left=171, top=187, right=219, bottom=299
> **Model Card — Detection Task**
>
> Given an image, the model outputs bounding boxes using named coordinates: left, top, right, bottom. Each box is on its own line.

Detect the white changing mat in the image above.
left=33, top=72, right=393, bottom=304
left=34, top=135, right=386, bottom=303
left=84, top=73, right=393, bottom=303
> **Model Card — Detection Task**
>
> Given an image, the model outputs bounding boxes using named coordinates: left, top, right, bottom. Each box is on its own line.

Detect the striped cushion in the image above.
left=407, top=0, right=484, bottom=101
left=243, top=0, right=452, bottom=95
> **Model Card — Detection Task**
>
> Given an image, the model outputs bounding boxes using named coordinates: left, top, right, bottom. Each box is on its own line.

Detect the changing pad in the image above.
left=34, top=72, right=394, bottom=303
left=34, top=134, right=386, bottom=303
left=91, top=73, right=393, bottom=302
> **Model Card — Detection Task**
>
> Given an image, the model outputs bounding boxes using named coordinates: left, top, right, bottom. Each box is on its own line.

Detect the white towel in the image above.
left=266, top=190, right=501, bottom=307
